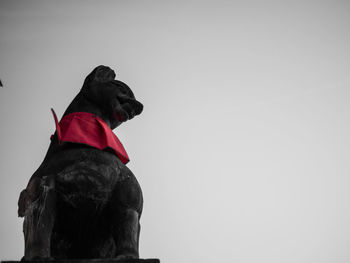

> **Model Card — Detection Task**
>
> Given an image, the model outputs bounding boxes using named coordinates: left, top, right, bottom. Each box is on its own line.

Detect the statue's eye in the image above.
left=119, top=86, right=134, bottom=98
left=119, top=87, right=126, bottom=94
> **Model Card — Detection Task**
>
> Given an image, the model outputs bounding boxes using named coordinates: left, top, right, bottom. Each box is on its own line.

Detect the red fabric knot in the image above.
left=51, top=109, right=129, bottom=164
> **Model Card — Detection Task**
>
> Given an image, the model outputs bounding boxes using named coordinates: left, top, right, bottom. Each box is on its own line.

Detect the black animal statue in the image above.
left=18, top=66, right=144, bottom=260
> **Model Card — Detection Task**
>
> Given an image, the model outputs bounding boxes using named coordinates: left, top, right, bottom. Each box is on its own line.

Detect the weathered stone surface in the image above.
left=17, top=66, right=147, bottom=260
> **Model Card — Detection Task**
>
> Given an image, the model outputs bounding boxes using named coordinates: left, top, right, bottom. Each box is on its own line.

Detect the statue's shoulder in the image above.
left=40, top=147, right=120, bottom=175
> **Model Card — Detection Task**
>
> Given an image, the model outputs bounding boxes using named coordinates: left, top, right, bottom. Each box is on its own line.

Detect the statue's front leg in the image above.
left=22, top=176, right=56, bottom=261
left=113, top=208, right=141, bottom=260
left=111, top=174, right=143, bottom=260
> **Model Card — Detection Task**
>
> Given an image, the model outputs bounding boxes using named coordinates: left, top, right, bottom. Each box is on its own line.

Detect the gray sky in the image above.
left=1, top=1, right=350, bottom=262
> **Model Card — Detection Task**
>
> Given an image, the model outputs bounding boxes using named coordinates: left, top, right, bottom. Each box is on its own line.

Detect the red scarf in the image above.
left=51, top=109, right=129, bottom=164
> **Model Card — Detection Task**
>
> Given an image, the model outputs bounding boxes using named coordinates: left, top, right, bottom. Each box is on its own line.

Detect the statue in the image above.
left=17, top=66, right=149, bottom=261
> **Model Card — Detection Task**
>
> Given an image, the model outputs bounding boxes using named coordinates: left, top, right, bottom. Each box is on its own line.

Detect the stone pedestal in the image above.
left=2, top=259, right=160, bottom=263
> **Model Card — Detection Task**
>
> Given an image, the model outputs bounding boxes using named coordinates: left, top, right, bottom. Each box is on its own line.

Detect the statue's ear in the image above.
left=83, top=65, right=116, bottom=87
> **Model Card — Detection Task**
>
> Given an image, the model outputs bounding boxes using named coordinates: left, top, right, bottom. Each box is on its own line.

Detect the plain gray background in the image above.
left=1, top=1, right=350, bottom=262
